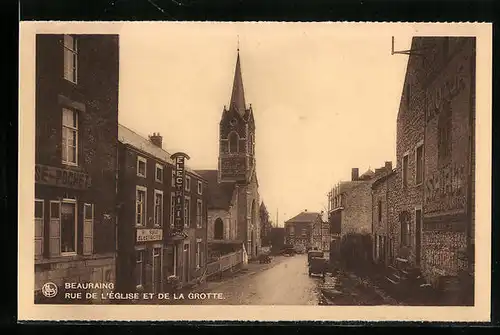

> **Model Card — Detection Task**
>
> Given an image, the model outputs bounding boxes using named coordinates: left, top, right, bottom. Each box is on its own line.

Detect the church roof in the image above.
left=229, top=51, right=247, bottom=117
left=194, top=170, right=236, bottom=210
left=285, top=211, right=322, bottom=224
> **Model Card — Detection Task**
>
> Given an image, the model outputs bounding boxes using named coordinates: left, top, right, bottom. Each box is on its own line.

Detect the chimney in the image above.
left=149, top=132, right=163, bottom=148
left=385, top=161, right=393, bottom=172
left=351, top=168, right=359, bottom=181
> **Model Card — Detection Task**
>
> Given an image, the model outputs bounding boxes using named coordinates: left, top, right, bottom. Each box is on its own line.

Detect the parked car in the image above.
left=308, top=257, right=327, bottom=278
left=307, top=250, right=324, bottom=265
left=282, top=246, right=296, bottom=256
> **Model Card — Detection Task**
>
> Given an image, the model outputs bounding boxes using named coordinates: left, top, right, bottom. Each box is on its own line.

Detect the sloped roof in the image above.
left=230, top=51, right=246, bottom=117
left=359, top=168, right=375, bottom=179
left=118, top=124, right=201, bottom=177
left=118, top=124, right=202, bottom=178
left=195, top=170, right=236, bottom=210
left=285, top=211, right=322, bottom=224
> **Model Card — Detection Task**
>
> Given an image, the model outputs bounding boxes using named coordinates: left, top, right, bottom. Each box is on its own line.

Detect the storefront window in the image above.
left=135, top=249, right=144, bottom=288
left=61, top=200, right=77, bottom=255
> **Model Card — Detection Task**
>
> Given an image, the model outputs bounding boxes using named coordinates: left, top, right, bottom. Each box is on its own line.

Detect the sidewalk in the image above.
left=319, top=269, right=400, bottom=306
left=132, top=256, right=285, bottom=305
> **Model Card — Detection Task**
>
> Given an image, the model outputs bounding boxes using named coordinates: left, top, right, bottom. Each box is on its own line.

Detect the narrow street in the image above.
left=189, top=254, right=322, bottom=305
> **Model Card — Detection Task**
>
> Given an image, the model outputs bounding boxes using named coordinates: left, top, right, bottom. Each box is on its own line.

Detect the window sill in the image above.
left=64, top=78, right=78, bottom=86
left=137, top=174, right=146, bottom=178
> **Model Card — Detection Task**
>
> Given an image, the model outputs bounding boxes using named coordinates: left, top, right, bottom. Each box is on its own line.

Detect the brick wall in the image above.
left=343, top=182, right=372, bottom=235
left=389, top=38, right=475, bottom=291
left=421, top=38, right=475, bottom=285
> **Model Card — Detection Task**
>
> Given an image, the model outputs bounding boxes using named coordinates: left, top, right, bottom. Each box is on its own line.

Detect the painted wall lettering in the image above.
left=35, top=164, right=91, bottom=189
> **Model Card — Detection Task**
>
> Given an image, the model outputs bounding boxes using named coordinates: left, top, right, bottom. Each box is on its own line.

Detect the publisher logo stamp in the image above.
left=41, top=282, right=58, bottom=298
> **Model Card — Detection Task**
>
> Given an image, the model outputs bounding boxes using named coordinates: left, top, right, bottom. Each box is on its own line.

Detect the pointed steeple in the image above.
left=229, top=48, right=246, bottom=116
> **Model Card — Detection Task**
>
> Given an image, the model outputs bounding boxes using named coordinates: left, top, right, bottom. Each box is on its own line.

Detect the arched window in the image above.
left=249, top=134, right=255, bottom=155
left=214, top=218, right=224, bottom=240
left=228, top=132, right=239, bottom=153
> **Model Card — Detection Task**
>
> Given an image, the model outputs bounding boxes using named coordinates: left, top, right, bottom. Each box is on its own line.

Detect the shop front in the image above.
left=133, top=228, right=164, bottom=294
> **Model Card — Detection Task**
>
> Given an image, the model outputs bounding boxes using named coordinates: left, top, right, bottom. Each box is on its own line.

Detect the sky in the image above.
left=118, top=22, right=413, bottom=227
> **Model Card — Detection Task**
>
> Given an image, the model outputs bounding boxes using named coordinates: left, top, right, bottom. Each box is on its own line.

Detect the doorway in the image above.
left=183, top=243, right=190, bottom=283
left=415, top=208, right=422, bottom=266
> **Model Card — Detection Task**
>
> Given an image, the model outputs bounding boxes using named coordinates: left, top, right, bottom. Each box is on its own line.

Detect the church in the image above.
left=196, top=49, right=262, bottom=262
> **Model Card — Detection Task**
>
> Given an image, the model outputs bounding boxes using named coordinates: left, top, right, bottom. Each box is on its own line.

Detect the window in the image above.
left=60, top=200, right=77, bottom=255
left=171, top=169, right=176, bottom=187
left=154, top=190, right=163, bottom=227
left=301, top=228, right=307, bottom=237
left=152, top=247, right=162, bottom=293
left=249, top=134, right=255, bottom=155
left=137, top=156, right=146, bottom=177
left=289, top=225, right=295, bottom=235
left=184, top=196, right=190, bottom=228
left=83, top=203, right=94, bottom=255
left=415, top=143, right=424, bottom=185
left=197, top=181, right=203, bottom=195
left=228, top=132, right=239, bottom=153
left=155, top=163, right=163, bottom=183
left=136, top=186, right=147, bottom=226
left=62, top=108, right=78, bottom=165
left=63, top=34, right=78, bottom=83
left=170, top=192, right=175, bottom=228
left=34, top=200, right=44, bottom=258
left=185, top=175, right=191, bottom=192
left=196, top=199, right=203, bottom=228
left=49, top=201, right=61, bottom=256
left=196, top=241, right=201, bottom=269
left=378, top=200, right=382, bottom=223
left=438, top=99, right=452, bottom=166
left=214, top=218, right=224, bottom=240
left=135, top=249, right=144, bottom=288
left=400, top=212, right=411, bottom=247
left=402, top=154, right=409, bottom=189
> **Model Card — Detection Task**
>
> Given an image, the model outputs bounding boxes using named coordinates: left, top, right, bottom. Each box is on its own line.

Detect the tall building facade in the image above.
left=196, top=49, right=261, bottom=260
left=116, top=125, right=208, bottom=293
left=34, top=34, right=119, bottom=302
left=375, top=37, right=475, bottom=302
left=420, top=38, right=475, bottom=294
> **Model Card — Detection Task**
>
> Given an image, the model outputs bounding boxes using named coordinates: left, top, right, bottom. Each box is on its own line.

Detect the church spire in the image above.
left=230, top=47, right=246, bottom=116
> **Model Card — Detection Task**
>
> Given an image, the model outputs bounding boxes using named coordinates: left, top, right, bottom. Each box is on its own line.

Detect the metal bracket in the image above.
left=391, top=36, right=429, bottom=57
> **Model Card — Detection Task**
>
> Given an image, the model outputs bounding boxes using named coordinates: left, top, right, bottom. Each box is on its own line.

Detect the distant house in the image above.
left=284, top=210, right=323, bottom=252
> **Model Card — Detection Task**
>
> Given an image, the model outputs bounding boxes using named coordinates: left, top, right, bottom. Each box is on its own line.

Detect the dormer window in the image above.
left=228, top=131, right=239, bottom=153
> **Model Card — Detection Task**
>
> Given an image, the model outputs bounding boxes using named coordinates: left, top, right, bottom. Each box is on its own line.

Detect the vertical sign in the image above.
left=170, top=152, right=190, bottom=234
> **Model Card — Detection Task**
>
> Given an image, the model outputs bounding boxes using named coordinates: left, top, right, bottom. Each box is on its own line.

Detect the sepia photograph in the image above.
left=18, top=21, right=491, bottom=322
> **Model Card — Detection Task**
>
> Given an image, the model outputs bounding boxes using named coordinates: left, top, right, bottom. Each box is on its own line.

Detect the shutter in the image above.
left=34, top=200, right=44, bottom=258
left=83, top=204, right=94, bottom=255
left=49, top=201, right=61, bottom=257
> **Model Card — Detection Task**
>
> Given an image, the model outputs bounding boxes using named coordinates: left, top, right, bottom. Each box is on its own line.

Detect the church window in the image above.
left=249, top=134, right=255, bottom=155
left=228, top=132, right=239, bottom=153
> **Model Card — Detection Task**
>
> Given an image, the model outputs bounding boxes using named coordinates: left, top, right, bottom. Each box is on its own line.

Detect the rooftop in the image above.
left=118, top=124, right=202, bottom=178
left=285, top=211, right=322, bottom=224
left=195, top=170, right=236, bottom=210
